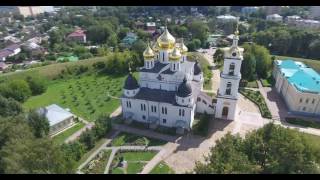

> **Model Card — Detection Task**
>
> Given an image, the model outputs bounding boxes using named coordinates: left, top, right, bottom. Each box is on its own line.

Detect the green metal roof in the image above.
left=278, top=60, right=320, bottom=94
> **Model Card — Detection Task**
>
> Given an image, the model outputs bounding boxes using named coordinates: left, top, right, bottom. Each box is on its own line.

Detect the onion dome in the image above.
left=124, top=73, right=139, bottom=90
left=176, top=77, right=192, bottom=97
left=152, top=42, right=159, bottom=52
left=157, top=27, right=175, bottom=49
left=143, top=43, right=155, bottom=59
left=169, top=47, right=181, bottom=61
left=180, top=40, right=188, bottom=54
left=194, top=61, right=202, bottom=75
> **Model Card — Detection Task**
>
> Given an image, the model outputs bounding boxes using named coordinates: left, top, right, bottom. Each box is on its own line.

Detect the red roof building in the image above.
left=67, top=29, right=86, bottom=43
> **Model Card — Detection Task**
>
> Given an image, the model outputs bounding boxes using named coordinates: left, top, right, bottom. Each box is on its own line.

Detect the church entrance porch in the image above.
left=222, top=106, right=229, bottom=119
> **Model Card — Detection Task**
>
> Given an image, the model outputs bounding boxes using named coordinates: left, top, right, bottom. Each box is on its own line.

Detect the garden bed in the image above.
left=286, top=117, right=320, bottom=129
left=111, top=132, right=167, bottom=147
left=260, top=76, right=274, bottom=87
left=82, top=149, right=112, bottom=174
left=109, top=150, right=158, bottom=174
left=239, top=89, right=272, bottom=119
left=239, top=80, right=258, bottom=88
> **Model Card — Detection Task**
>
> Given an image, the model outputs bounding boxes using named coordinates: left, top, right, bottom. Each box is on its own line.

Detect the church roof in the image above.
left=194, top=61, right=202, bottom=75
left=124, top=73, right=139, bottom=90
left=140, top=61, right=168, bottom=73
left=176, top=77, right=192, bottom=97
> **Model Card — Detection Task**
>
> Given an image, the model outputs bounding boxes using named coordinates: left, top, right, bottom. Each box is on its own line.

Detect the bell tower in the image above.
left=215, top=22, right=243, bottom=120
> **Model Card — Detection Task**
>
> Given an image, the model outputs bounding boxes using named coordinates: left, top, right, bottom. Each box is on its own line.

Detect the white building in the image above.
left=121, top=26, right=243, bottom=134
left=287, top=17, right=320, bottom=30
left=266, top=14, right=283, bottom=22
left=38, top=104, right=75, bottom=136
left=217, top=15, right=238, bottom=23
left=215, top=28, right=244, bottom=120
left=310, top=6, right=320, bottom=19
left=273, top=60, right=320, bottom=117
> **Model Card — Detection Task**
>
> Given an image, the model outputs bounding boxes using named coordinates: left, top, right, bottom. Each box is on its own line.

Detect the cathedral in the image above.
left=121, top=26, right=243, bottom=134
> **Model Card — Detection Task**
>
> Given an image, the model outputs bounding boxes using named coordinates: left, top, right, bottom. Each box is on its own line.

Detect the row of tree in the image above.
left=194, top=123, right=320, bottom=174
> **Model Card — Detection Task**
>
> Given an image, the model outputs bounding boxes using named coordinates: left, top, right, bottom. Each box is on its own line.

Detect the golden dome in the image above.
left=152, top=42, right=159, bottom=52
left=169, top=47, right=181, bottom=61
left=143, top=43, right=155, bottom=59
left=157, top=27, right=175, bottom=49
left=180, top=41, right=188, bottom=54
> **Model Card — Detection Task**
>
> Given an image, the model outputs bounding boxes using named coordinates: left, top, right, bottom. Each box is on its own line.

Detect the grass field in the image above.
left=111, top=132, right=167, bottom=147
left=23, top=74, right=126, bottom=121
left=286, top=117, right=320, bottom=129
left=0, top=56, right=112, bottom=82
left=150, top=161, right=174, bottom=174
left=52, top=122, right=85, bottom=145
left=275, top=55, right=320, bottom=73
left=110, top=151, right=158, bottom=174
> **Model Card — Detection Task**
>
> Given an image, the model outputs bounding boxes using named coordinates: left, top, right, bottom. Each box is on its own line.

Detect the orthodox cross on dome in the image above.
left=128, top=61, right=132, bottom=74
left=235, top=19, right=239, bottom=36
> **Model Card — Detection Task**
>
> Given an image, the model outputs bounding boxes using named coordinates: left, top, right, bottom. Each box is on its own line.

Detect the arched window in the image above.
left=229, top=63, right=235, bottom=75
left=226, top=82, right=232, bottom=95
left=173, top=63, right=176, bottom=70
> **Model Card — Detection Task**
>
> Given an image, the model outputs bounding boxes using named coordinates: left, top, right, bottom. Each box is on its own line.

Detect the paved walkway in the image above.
left=77, top=130, right=120, bottom=173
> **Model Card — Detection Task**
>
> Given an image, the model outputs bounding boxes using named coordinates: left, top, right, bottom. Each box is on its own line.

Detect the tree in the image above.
left=0, top=80, right=32, bottom=102
left=194, top=123, right=320, bottom=174
left=188, top=20, right=209, bottom=46
left=93, top=115, right=112, bottom=139
left=131, top=39, right=146, bottom=56
left=27, top=110, right=50, bottom=138
left=0, top=96, right=23, bottom=118
left=194, top=133, right=258, bottom=174
left=213, top=48, right=224, bottom=65
left=79, top=130, right=96, bottom=150
left=241, top=53, right=256, bottom=81
left=25, top=76, right=47, bottom=96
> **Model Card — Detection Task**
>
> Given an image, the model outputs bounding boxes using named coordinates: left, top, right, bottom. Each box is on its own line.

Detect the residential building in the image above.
left=266, top=14, right=283, bottom=22
left=66, top=28, right=86, bottom=43
left=17, top=6, right=44, bottom=17
left=286, top=17, right=320, bottom=30
left=121, top=32, right=138, bottom=47
left=0, top=62, right=8, bottom=71
left=0, top=44, right=21, bottom=61
left=273, top=60, right=320, bottom=117
left=37, top=104, right=75, bottom=136
left=217, top=15, right=238, bottom=23
left=146, top=22, right=156, bottom=33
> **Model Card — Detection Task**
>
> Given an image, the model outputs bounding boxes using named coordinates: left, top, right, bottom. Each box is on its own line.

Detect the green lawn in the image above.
left=52, top=122, right=85, bottom=145
left=239, top=89, right=272, bottom=119
left=260, top=75, right=274, bottom=87
left=275, top=55, right=320, bottom=73
left=110, top=151, right=158, bottom=174
left=286, top=117, right=320, bottom=129
left=82, top=149, right=112, bottom=174
left=240, top=80, right=258, bottom=88
left=23, top=74, right=126, bottom=121
left=302, top=133, right=320, bottom=150
left=150, top=161, right=174, bottom=174
left=111, top=132, right=167, bottom=147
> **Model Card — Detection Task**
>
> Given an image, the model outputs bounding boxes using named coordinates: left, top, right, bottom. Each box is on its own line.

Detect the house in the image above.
left=121, top=32, right=138, bottom=47
left=266, top=14, right=283, bottom=22
left=21, top=42, right=44, bottom=56
left=273, top=60, right=320, bottom=117
left=286, top=16, right=320, bottom=30
left=146, top=22, right=156, bottom=34
left=37, top=104, right=75, bottom=136
left=134, top=21, right=145, bottom=29
left=0, top=62, right=8, bottom=71
left=217, top=15, right=238, bottom=23
left=66, top=28, right=86, bottom=43
left=0, top=50, right=11, bottom=61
